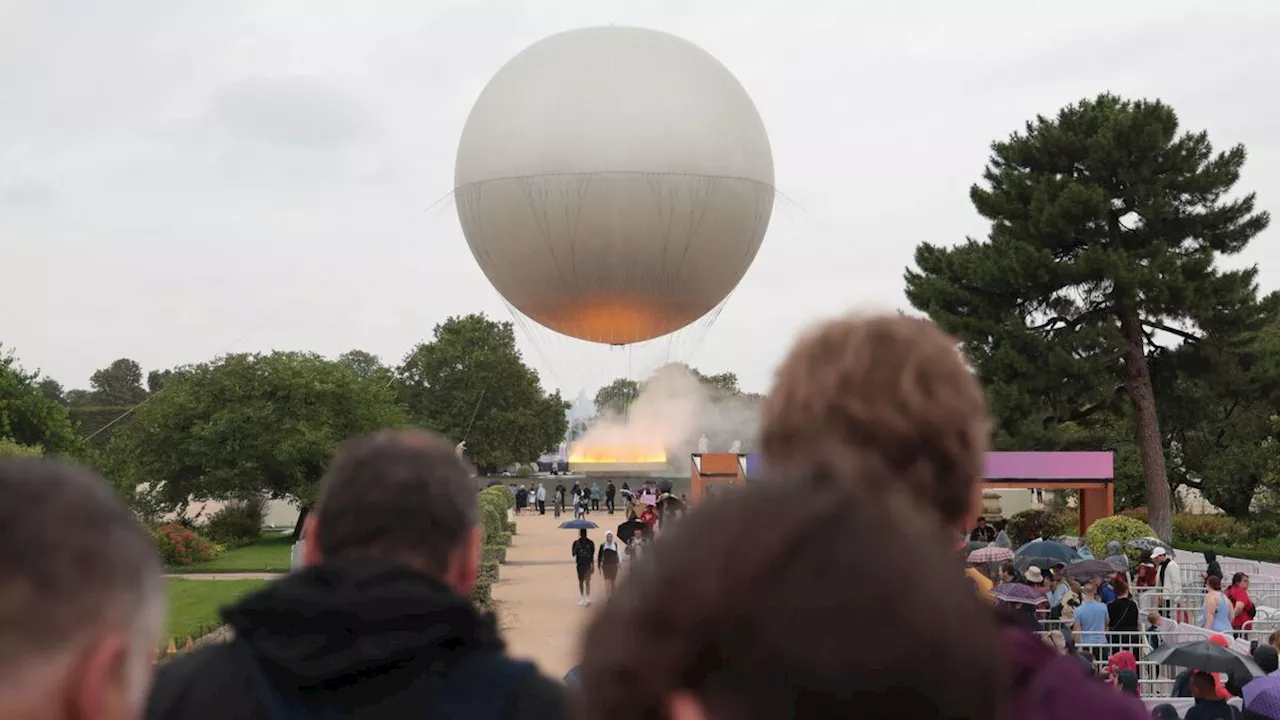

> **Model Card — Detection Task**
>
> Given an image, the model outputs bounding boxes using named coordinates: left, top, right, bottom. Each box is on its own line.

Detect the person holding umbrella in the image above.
left=598, top=532, right=621, bottom=597
left=572, top=528, right=596, bottom=606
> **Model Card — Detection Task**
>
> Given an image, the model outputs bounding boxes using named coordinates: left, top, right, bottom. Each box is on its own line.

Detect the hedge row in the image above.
left=473, top=485, right=516, bottom=607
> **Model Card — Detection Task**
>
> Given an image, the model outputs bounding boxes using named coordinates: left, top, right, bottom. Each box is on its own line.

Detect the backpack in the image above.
left=236, top=639, right=535, bottom=719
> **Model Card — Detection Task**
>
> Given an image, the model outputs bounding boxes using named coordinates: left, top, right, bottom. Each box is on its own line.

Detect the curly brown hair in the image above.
left=576, top=460, right=1007, bottom=720
left=760, top=313, right=990, bottom=527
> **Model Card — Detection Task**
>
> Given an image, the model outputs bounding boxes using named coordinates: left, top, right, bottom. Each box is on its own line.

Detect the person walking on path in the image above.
left=605, top=482, right=617, bottom=514
left=536, top=483, right=547, bottom=515
left=146, top=429, right=567, bottom=720
left=554, top=482, right=566, bottom=517
left=573, top=529, right=596, bottom=606
left=598, top=532, right=621, bottom=597
left=589, top=483, right=603, bottom=511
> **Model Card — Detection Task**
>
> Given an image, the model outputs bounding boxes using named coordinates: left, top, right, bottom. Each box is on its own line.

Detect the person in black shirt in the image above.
left=969, top=516, right=997, bottom=543
left=1185, top=671, right=1241, bottom=720
left=605, top=482, right=617, bottom=514
left=572, top=529, right=596, bottom=606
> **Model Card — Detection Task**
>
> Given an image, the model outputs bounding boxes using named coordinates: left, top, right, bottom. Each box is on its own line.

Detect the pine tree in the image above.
left=905, top=94, right=1270, bottom=541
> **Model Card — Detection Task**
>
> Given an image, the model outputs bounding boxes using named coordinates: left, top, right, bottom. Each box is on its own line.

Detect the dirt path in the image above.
left=493, top=509, right=618, bottom=679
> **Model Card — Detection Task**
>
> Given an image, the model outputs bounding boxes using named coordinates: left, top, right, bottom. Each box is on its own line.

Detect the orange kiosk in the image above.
left=983, top=451, right=1115, bottom=535
left=689, top=453, right=747, bottom=501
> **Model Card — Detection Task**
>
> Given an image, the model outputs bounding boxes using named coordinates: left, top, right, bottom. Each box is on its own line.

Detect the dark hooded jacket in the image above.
left=146, top=558, right=566, bottom=720
left=996, top=614, right=1149, bottom=720
left=1205, top=550, right=1223, bottom=586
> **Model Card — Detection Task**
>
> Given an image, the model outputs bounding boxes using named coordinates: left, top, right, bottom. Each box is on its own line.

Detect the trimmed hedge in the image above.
left=1178, top=541, right=1280, bottom=564
left=1084, top=516, right=1157, bottom=560
left=472, top=485, right=516, bottom=609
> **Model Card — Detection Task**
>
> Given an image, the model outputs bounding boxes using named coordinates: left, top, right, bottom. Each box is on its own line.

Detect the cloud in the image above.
left=0, top=179, right=56, bottom=209
left=205, top=76, right=372, bottom=148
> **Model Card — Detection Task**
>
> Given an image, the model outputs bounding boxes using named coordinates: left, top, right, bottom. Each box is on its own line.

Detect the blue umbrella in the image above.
left=559, top=519, right=598, bottom=530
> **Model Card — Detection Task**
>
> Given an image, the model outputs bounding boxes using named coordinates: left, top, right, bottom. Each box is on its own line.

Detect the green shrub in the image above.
left=480, top=504, right=505, bottom=545
left=202, top=498, right=266, bottom=547
left=505, top=520, right=517, bottom=535
left=1245, top=515, right=1280, bottom=542
left=516, top=465, right=533, bottom=477
left=1173, top=514, right=1250, bottom=547
left=1005, top=508, right=1073, bottom=546
left=1084, top=516, right=1157, bottom=560
left=471, top=580, right=492, bottom=606
left=1119, top=507, right=1149, bottom=521
left=481, top=485, right=515, bottom=510
left=153, top=523, right=217, bottom=565
left=0, top=437, right=42, bottom=458
left=480, top=560, right=500, bottom=584
left=494, top=531, right=512, bottom=547
left=482, top=545, right=507, bottom=565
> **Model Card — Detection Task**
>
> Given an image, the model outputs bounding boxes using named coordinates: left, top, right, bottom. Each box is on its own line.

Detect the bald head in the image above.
left=0, top=459, right=163, bottom=717
left=761, top=313, right=991, bottom=528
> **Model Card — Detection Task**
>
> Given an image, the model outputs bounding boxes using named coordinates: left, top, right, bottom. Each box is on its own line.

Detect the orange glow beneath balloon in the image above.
left=568, top=444, right=668, bottom=464
left=536, top=300, right=686, bottom=344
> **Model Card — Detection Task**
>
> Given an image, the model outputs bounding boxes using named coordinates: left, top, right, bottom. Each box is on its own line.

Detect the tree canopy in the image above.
left=107, top=351, right=407, bottom=516
left=0, top=345, right=81, bottom=456
left=89, top=358, right=148, bottom=406
left=906, top=94, right=1272, bottom=540
left=398, top=314, right=568, bottom=472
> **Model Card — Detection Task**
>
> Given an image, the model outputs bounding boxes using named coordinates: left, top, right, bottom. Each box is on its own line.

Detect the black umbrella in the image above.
left=1063, top=559, right=1119, bottom=581
left=616, top=519, right=651, bottom=544
left=1146, top=640, right=1263, bottom=678
left=1015, top=540, right=1079, bottom=562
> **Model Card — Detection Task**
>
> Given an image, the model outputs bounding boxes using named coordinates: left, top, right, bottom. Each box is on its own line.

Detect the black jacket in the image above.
left=146, top=557, right=566, bottom=720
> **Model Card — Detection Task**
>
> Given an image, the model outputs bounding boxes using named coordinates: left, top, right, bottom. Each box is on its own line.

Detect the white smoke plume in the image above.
left=574, top=364, right=763, bottom=470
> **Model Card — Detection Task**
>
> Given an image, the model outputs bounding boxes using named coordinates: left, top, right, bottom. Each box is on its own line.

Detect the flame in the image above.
left=568, top=444, right=667, bottom=464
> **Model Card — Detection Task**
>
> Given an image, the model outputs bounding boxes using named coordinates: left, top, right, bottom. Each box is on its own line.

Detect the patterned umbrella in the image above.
left=1243, top=675, right=1280, bottom=719
left=991, top=582, right=1048, bottom=605
left=968, top=545, right=1015, bottom=563
left=1128, top=536, right=1162, bottom=552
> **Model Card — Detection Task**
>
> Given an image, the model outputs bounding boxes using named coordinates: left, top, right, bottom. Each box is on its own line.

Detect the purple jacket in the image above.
left=998, top=621, right=1149, bottom=720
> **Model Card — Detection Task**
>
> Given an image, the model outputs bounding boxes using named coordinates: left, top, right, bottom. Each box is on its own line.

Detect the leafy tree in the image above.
left=89, top=358, right=147, bottom=406
left=337, top=349, right=392, bottom=384
left=906, top=94, right=1270, bottom=542
left=147, top=369, right=175, bottom=394
left=38, top=377, right=66, bottom=404
left=65, top=388, right=94, bottom=406
left=1154, top=298, right=1280, bottom=515
left=594, top=378, right=640, bottom=417
left=0, top=345, right=81, bottom=455
left=106, top=351, right=407, bottom=520
left=398, top=314, right=568, bottom=472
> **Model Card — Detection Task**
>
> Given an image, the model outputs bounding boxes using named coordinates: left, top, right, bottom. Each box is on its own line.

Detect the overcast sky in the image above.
left=4, top=0, right=1279, bottom=399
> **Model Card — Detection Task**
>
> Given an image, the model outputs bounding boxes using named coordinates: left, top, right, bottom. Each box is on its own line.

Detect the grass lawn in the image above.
left=164, top=578, right=267, bottom=642
left=167, top=533, right=295, bottom=573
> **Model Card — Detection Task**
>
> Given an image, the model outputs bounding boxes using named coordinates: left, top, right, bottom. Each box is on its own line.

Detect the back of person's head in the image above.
left=305, top=429, right=479, bottom=592
left=1189, top=671, right=1217, bottom=699
left=1253, top=644, right=1280, bottom=674
left=1150, top=703, right=1179, bottom=720
left=1207, top=574, right=1222, bottom=591
left=578, top=459, right=1006, bottom=720
left=0, top=459, right=164, bottom=719
left=760, top=313, right=990, bottom=531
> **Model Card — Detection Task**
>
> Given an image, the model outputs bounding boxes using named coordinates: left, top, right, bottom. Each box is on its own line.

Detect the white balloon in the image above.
left=455, top=27, right=774, bottom=345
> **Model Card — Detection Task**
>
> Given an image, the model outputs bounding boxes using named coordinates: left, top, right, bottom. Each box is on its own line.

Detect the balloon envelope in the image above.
left=455, top=27, right=774, bottom=344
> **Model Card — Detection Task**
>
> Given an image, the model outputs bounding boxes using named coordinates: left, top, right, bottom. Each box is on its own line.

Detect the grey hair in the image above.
left=0, top=459, right=164, bottom=699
